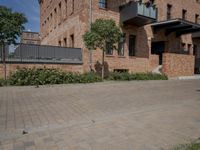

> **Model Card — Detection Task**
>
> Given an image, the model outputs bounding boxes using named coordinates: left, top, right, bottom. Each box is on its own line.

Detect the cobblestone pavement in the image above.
left=0, top=80, right=200, bottom=150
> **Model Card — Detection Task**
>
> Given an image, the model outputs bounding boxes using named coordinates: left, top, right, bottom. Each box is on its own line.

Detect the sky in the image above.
left=0, top=0, right=40, bottom=32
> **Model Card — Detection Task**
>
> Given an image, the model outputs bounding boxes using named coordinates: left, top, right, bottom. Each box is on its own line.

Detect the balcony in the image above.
left=192, top=31, right=200, bottom=38
left=120, top=1, right=157, bottom=26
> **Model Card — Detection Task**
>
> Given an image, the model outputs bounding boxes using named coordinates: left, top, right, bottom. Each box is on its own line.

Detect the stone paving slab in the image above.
left=0, top=80, right=200, bottom=150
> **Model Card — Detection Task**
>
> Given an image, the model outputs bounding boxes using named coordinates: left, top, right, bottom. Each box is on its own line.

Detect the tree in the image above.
left=0, top=6, right=27, bottom=79
left=83, top=19, right=122, bottom=79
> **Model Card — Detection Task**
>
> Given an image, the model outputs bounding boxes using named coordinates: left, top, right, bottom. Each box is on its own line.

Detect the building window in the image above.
left=167, top=4, right=172, bottom=20
left=59, top=2, right=61, bottom=9
left=65, top=0, right=68, bottom=15
left=182, top=9, right=187, bottom=20
left=58, top=40, right=61, bottom=46
left=188, top=44, right=192, bottom=54
left=118, top=33, right=126, bottom=56
left=181, top=43, right=187, bottom=52
left=106, top=42, right=113, bottom=55
left=59, top=2, right=62, bottom=13
left=72, top=0, right=74, bottom=13
left=194, top=45, right=197, bottom=56
left=129, top=35, right=136, bottom=56
left=70, top=34, right=74, bottom=47
left=64, top=38, right=67, bottom=47
left=195, top=14, right=199, bottom=24
left=54, top=8, right=57, bottom=14
left=99, top=0, right=107, bottom=9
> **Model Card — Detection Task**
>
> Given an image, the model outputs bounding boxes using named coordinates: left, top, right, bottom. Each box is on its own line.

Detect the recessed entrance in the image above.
left=151, top=41, right=165, bottom=65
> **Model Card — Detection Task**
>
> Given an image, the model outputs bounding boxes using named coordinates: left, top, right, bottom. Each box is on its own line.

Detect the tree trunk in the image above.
left=101, top=50, right=105, bottom=79
left=2, top=43, right=7, bottom=80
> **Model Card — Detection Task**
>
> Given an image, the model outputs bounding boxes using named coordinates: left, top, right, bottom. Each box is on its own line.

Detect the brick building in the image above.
left=38, top=0, right=200, bottom=77
left=21, top=31, right=41, bottom=45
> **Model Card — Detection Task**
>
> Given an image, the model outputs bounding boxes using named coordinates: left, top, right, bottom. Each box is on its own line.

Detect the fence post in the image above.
left=20, top=44, right=22, bottom=62
left=2, top=43, right=7, bottom=80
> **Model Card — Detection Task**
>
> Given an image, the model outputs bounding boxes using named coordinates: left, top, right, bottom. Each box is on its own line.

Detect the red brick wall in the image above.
left=162, top=53, right=195, bottom=77
left=39, top=0, right=200, bottom=74
left=0, top=63, right=83, bottom=78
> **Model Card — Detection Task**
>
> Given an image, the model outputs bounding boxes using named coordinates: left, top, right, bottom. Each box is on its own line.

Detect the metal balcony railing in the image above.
left=120, top=1, right=157, bottom=26
left=137, top=2, right=157, bottom=19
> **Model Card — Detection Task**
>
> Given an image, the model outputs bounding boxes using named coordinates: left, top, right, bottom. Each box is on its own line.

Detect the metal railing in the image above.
left=0, top=43, right=82, bottom=64
left=137, top=2, right=157, bottom=19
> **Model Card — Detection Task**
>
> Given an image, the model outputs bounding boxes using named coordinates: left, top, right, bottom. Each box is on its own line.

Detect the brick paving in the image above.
left=0, top=80, right=200, bottom=150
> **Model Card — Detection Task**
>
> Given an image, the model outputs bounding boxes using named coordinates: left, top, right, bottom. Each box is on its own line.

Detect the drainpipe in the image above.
left=89, top=0, right=93, bottom=71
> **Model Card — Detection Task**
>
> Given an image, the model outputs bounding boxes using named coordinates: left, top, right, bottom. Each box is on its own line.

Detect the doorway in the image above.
left=151, top=41, right=165, bottom=65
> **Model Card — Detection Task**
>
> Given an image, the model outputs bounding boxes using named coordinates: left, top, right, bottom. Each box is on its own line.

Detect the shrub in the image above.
left=107, top=72, right=168, bottom=81
left=0, top=79, right=7, bottom=87
left=8, top=68, right=102, bottom=86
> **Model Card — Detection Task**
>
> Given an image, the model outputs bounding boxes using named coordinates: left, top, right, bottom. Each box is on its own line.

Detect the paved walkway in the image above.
left=0, top=80, right=200, bottom=150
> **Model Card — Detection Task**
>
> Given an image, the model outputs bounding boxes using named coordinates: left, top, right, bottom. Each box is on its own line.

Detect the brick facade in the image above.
left=162, top=53, right=195, bottom=77
left=38, top=0, right=200, bottom=77
left=21, top=31, right=41, bottom=45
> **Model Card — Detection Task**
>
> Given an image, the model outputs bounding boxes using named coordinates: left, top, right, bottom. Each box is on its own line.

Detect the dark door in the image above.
left=129, top=35, right=136, bottom=56
left=151, top=41, right=165, bottom=65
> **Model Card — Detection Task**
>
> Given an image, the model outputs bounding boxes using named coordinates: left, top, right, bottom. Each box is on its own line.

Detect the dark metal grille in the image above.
left=0, top=43, right=82, bottom=64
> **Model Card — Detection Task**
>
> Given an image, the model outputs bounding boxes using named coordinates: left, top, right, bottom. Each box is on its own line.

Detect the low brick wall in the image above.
left=162, top=53, right=195, bottom=77
left=0, top=63, right=83, bottom=78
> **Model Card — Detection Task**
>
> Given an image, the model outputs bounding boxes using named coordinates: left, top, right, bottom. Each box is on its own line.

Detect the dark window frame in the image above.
left=182, top=9, right=187, bottom=20
left=99, top=0, right=107, bottom=9
left=106, top=42, right=113, bottom=55
left=129, top=35, right=136, bottom=57
left=70, top=34, right=74, bottom=48
left=195, top=14, right=199, bottom=24
left=118, top=33, right=126, bottom=56
left=167, top=4, right=172, bottom=20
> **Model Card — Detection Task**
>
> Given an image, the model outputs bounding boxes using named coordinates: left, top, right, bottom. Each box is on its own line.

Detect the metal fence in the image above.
left=0, top=43, right=82, bottom=64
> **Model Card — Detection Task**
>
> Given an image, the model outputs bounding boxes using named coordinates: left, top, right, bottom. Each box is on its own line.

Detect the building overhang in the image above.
left=151, top=19, right=200, bottom=36
left=192, top=31, right=200, bottom=39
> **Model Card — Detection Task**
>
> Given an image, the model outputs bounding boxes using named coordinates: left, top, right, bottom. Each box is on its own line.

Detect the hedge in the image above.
left=7, top=68, right=102, bottom=86
left=107, top=72, right=168, bottom=81
left=0, top=68, right=168, bottom=86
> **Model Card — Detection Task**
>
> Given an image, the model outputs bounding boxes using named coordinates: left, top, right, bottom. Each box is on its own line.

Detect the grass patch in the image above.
left=172, top=140, right=200, bottom=150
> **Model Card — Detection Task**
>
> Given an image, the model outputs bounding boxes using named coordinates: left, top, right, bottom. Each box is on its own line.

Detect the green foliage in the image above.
left=0, top=68, right=169, bottom=87
left=0, top=78, right=7, bottom=86
left=0, top=5, right=27, bottom=44
left=172, top=140, right=200, bottom=150
left=8, top=68, right=102, bottom=86
left=83, top=19, right=122, bottom=51
left=107, top=72, right=168, bottom=81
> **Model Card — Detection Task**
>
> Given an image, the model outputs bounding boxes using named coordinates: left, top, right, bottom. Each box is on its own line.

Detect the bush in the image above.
left=0, top=79, right=7, bottom=87
left=8, top=68, right=102, bottom=86
left=107, top=72, right=168, bottom=81
left=0, top=68, right=168, bottom=86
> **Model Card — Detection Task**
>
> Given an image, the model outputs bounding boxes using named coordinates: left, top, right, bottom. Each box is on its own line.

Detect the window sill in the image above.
left=106, top=54, right=114, bottom=57
left=118, top=56, right=126, bottom=58
left=99, top=7, right=107, bottom=11
left=129, top=56, right=137, bottom=59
